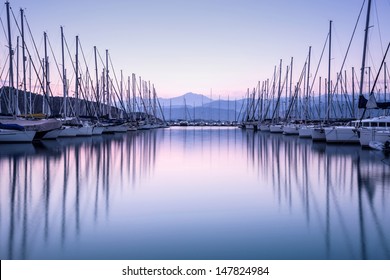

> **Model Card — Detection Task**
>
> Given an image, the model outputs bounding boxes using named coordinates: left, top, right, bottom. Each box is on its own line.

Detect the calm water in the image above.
left=0, top=127, right=389, bottom=260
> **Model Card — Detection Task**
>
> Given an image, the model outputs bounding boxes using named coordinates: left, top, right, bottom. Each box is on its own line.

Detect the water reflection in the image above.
left=246, top=132, right=390, bottom=259
left=0, top=128, right=389, bottom=259
left=0, top=132, right=160, bottom=259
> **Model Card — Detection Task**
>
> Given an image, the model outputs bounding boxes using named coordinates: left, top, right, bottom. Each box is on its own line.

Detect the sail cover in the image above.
left=358, top=94, right=390, bottom=109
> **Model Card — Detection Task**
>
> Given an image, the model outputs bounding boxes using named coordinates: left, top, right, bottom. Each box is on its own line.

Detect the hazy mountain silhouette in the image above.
left=158, top=92, right=246, bottom=121
left=159, top=92, right=212, bottom=107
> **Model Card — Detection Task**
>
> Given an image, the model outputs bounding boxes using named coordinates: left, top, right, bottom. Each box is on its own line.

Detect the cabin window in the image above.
left=379, top=122, right=386, bottom=127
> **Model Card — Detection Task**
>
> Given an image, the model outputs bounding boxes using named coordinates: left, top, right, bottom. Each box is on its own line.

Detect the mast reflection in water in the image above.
left=0, top=128, right=389, bottom=259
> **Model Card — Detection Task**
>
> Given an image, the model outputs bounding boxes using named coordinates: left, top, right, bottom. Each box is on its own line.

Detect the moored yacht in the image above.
left=358, top=116, right=390, bottom=146
left=244, top=121, right=258, bottom=131
left=258, top=123, right=270, bottom=132
left=0, top=118, right=62, bottom=140
left=324, top=121, right=360, bottom=144
left=298, top=124, right=314, bottom=138
left=0, top=124, right=36, bottom=143
left=283, top=123, right=300, bottom=135
left=269, top=123, right=284, bottom=133
left=92, top=125, right=105, bottom=135
left=311, top=125, right=327, bottom=141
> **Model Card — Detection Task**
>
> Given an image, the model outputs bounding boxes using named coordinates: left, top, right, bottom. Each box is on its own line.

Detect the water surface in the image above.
left=0, top=127, right=389, bottom=259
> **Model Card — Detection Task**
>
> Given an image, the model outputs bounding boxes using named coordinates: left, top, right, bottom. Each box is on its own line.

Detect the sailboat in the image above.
left=0, top=123, right=36, bottom=143
left=358, top=115, right=390, bottom=146
left=355, top=0, right=390, bottom=146
left=0, top=3, right=61, bottom=142
left=324, top=0, right=371, bottom=144
left=310, top=21, right=333, bottom=141
left=357, top=43, right=390, bottom=146
left=269, top=60, right=285, bottom=133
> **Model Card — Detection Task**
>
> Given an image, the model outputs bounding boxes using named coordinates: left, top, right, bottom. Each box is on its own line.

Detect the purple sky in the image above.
left=1, top=0, right=390, bottom=98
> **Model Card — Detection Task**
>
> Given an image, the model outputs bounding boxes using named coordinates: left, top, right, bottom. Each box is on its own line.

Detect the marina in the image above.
left=0, top=0, right=390, bottom=150
left=0, top=0, right=390, bottom=265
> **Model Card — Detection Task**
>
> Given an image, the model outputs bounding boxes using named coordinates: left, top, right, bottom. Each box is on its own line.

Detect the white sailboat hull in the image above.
left=42, top=128, right=63, bottom=140
left=259, top=124, right=270, bottom=132
left=245, top=123, right=257, bottom=130
left=138, top=123, right=153, bottom=130
left=311, top=127, right=326, bottom=141
left=359, top=128, right=390, bottom=147
left=77, top=126, right=93, bottom=136
left=283, top=124, right=299, bottom=135
left=298, top=125, right=313, bottom=138
left=103, top=125, right=128, bottom=133
left=58, top=127, right=79, bottom=137
left=269, top=124, right=284, bottom=133
left=0, top=129, right=36, bottom=143
left=324, top=126, right=359, bottom=143
left=92, top=126, right=105, bottom=135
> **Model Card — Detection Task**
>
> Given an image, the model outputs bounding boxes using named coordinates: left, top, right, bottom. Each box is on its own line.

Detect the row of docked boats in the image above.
left=0, top=1, right=168, bottom=145
left=243, top=115, right=390, bottom=150
left=0, top=116, right=166, bottom=143
left=240, top=0, right=390, bottom=153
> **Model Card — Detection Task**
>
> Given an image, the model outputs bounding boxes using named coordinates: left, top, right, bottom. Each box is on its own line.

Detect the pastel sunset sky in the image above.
left=1, top=0, right=389, bottom=98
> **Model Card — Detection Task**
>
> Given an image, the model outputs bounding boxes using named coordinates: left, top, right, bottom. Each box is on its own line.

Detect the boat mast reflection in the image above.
left=0, top=131, right=162, bottom=259
left=245, top=131, right=390, bottom=259
left=1, top=129, right=389, bottom=259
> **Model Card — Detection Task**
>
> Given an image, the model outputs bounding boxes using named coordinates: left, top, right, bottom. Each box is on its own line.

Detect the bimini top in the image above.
left=360, top=116, right=390, bottom=127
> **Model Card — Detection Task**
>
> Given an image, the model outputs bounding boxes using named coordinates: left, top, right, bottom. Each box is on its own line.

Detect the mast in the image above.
left=271, top=65, right=276, bottom=121
left=319, top=77, right=322, bottom=119
left=152, top=82, right=156, bottom=120
left=359, top=0, right=372, bottom=97
left=289, top=57, right=293, bottom=118
left=120, top=70, right=123, bottom=118
left=352, top=67, right=355, bottom=117
left=384, top=62, right=387, bottom=110
left=29, top=54, right=32, bottom=114
left=234, top=97, right=237, bottom=122
left=75, top=35, right=79, bottom=117
left=105, top=49, right=111, bottom=119
left=101, top=69, right=106, bottom=115
left=245, top=88, right=249, bottom=121
left=132, top=73, right=137, bottom=119
left=94, top=46, right=100, bottom=117
left=259, top=82, right=263, bottom=121
left=284, top=67, right=288, bottom=119
left=306, top=46, right=312, bottom=122
left=61, top=26, right=67, bottom=118
left=6, top=1, right=15, bottom=116
left=44, top=32, right=50, bottom=116
left=21, top=9, right=27, bottom=116
left=327, top=20, right=332, bottom=121
left=16, top=36, right=19, bottom=115
left=127, top=76, right=131, bottom=118
left=276, top=59, right=282, bottom=121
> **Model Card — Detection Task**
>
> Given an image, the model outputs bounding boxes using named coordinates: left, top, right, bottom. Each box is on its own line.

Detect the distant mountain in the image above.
left=157, top=92, right=246, bottom=121
left=159, top=92, right=212, bottom=107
